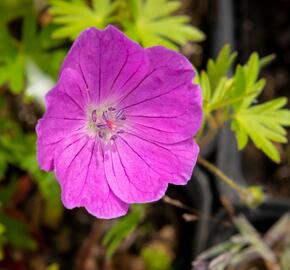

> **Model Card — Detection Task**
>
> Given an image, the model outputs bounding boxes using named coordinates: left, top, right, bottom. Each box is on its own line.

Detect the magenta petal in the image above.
left=36, top=68, right=89, bottom=171
left=54, top=134, right=128, bottom=218
left=60, top=25, right=149, bottom=104
left=104, top=136, right=170, bottom=204
left=117, top=47, right=202, bottom=143
left=124, top=84, right=202, bottom=144
left=104, top=133, right=198, bottom=202
left=38, top=68, right=89, bottom=142
left=37, top=140, right=56, bottom=171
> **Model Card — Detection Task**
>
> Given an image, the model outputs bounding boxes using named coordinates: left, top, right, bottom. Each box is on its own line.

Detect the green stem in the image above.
left=198, top=156, right=248, bottom=199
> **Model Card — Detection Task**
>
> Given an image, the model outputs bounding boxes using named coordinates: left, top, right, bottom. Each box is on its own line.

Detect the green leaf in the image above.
left=207, top=44, right=237, bottom=90
left=141, top=246, right=172, bottom=270
left=103, top=204, right=145, bottom=257
left=50, top=0, right=118, bottom=40
left=0, top=213, right=36, bottom=251
left=232, top=97, right=290, bottom=162
left=259, top=54, right=276, bottom=69
left=123, top=0, right=205, bottom=50
left=0, top=25, right=25, bottom=94
left=22, top=11, right=38, bottom=54
left=210, top=77, right=228, bottom=104
left=0, top=120, right=63, bottom=225
left=199, top=71, right=211, bottom=107
left=0, top=0, right=33, bottom=23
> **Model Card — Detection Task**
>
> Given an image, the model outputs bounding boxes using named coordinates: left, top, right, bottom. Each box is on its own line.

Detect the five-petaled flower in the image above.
left=36, top=25, right=202, bottom=219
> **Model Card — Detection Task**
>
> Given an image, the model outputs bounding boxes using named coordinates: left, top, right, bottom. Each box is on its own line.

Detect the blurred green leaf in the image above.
left=0, top=25, right=25, bottom=94
left=103, top=204, right=145, bottom=257
left=259, top=54, right=276, bottom=68
left=141, top=246, right=172, bottom=270
left=0, top=0, right=33, bottom=23
left=0, top=213, right=36, bottom=251
left=0, top=15, right=64, bottom=94
left=50, top=0, right=118, bottom=39
left=0, top=118, right=63, bottom=225
left=0, top=222, right=6, bottom=261
left=47, top=263, right=60, bottom=270
left=123, top=0, right=205, bottom=50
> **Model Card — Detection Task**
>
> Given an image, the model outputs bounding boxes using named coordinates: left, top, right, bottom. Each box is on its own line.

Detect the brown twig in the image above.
left=74, top=219, right=105, bottom=270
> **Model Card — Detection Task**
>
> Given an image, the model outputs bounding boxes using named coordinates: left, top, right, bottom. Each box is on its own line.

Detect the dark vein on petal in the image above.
left=117, top=68, right=157, bottom=105
left=124, top=130, right=188, bottom=147
left=127, top=123, right=176, bottom=134
left=115, top=143, right=160, bottom=195
left=110, top=49, right=129, bottom=91
left=117, top=61, right=143, bottom=93
left=78, top=63, right=92, bottom=101
left=39, top=126, right=84, bottom=146
left=46, top=117, right=86, bottom=121
left=126, top=113, right=185, bottom=119
left=108, top=142, right=127, bottom=199
left=78, top=64, right=88, bottom=89
left=120, top=82, right=186, bottom=111
left=60, top=90, right=84, bottom=113
left=61, top=137, right=89, bottom=185
left=78, top=138, right=96, bottom=200
left=119, top=137, right=170, bottom=177
left=75, top=83, right=86, bottom=105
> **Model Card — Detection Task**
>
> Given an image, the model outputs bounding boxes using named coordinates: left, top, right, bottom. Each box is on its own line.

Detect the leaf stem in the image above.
left=198, top=156, right=248, bottom=199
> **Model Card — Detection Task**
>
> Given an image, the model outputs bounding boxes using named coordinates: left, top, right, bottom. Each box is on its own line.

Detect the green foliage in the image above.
left=49, top=0, right=205, bottom=50
left=123, top=0, right=205, bottom=50
left=141, top=246, right=171, bottom=270
left=198, top=45, right=290, bottom=162
left=0, top=223, right=6, bottom=260
left=231, top=54, right=290, bottom=162
left=207, top=44, right=237, bottom=91
left=0, top=25, right=25, bottom=94
left=232, top=97, right=290, bottom=162
left=0, top=117, right=63, bottom=224
left=197, top=45, right=237, bottom=113
left=103, top=204, right=145, bottom=256
left=0, top=12, right=65, bottom=95
left=0, top=0, right=33, bottom=23
left=0, top=213, right=37, bottom=251
left=46, top=263, right=60, bottom=270
left=50, top=0, right=118, bottom=39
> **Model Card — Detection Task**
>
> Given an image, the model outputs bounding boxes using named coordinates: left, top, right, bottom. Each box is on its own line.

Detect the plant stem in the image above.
left=198, top=156, right=248, bottom=199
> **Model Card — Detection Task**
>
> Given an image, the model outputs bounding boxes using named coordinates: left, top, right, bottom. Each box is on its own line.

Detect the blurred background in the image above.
left=0, top=0, right=290, bottom=269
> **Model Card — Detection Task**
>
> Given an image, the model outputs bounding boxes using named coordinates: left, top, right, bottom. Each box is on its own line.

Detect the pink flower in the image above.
left=36, top=25, right=202, bottom=219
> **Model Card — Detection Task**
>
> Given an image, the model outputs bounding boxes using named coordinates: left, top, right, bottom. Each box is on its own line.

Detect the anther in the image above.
left=91, top=110, right=97, bottom=122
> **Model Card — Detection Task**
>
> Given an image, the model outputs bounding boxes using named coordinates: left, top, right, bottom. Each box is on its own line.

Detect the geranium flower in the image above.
left=36, top=25, right=202, bottom=219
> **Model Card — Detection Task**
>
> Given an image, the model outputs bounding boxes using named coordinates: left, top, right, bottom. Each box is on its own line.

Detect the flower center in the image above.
left=87, top=106, right=126, bottom=141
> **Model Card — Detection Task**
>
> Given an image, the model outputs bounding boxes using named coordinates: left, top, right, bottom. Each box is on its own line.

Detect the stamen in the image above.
left=115, top=110, right=124, bottom=120
left=98, top=131, right=105, bottom=138
left=88, top=106, right=127, bottom=142
left=102, top=111, right=109, bottom=121
left=96, top=123, right=107, bottom=129
left=91, top=110, right=97, bottom=122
